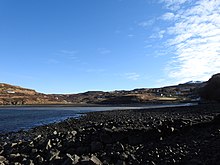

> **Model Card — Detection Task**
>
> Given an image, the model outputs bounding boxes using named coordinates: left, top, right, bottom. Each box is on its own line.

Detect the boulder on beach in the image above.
left=199, top=73, right=220, bottom=101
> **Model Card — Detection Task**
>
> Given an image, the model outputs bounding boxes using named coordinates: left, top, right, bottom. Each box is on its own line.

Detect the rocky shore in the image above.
left=1, top=103, right=220, bottom=165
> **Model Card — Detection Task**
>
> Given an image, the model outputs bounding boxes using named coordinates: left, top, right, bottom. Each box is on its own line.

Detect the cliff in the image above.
left=199, top=73, right=220, bottom=101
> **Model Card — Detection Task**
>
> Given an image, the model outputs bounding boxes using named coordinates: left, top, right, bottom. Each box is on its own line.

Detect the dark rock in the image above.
left=33, top=134, right=42, bottom=141
left=25, top=159, right=34, bottom=165
left=28, top=141, right=35, bottom=148
left=0, top=156, right=6, bottom=163
left=113, top=142, right=124, bottom=152
left=119, top=152, right=128, bottom=160
left=71, top=130, right=77, bottom=136
left=128, top=154, right=140, bottom=164
left=31, top=148, right=38, bottom=154
left=150, top=161, right=156, bottom=165
left=90, top=155, right=103, bottom=165
left=9, top=153, right=23, bottom=162
left=116, top=160, right=126, bottom=165
left=100, top=133, right=114, bottom=144
left=34, top=139, right=45, bottom=150
left=199, top=73, right=220, bottom=101
left=46, top=139, right=52, bottom=150
left=103, top=127, right=113, bottom=133
left=104, top=144, right=113, bottom=152
left=65, top=147, right=76, bottom=155
left=80, top=155, right=103, bottom=165
left=76, top=146, right=90, bottom=154
left=11, top=142, right=18, bottom=148
left=80, top=156, right=91, bottom=165
left=35, top=155, right=44, bottom=164
left=187, top=159, right=203, bottom=165
left=12, top=162, right=22, bottom=165
left=128, top=135, right=143, bottom=145
left=51, top=158, right=63, bottom=165
left=62, top=153, right=80, bottom=165
left=212, top=114, right=220, bottom=123
left=170, top=127, right=175, bottom=132
left=91, top=141, right=103, bottom=152
left=53, top=131, right=58, bottom=135
left=47, top=149, right=60, bottom=161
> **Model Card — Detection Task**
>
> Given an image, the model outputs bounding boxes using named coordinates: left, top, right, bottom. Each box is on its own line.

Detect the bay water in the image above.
left=0, top=103, right=196, bottom=134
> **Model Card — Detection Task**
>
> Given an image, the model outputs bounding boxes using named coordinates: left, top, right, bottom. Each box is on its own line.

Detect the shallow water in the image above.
left=0, top=103, right=196, bottom=133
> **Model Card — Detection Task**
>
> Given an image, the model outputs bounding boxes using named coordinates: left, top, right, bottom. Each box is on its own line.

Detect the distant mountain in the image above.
left=0, top=77, right=208, bottom=105
left=184, top=81, right=204, bottom=84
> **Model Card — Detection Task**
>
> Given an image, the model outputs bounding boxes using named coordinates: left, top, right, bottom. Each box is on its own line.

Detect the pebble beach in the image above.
left=1, top=103, right=220, bottom=165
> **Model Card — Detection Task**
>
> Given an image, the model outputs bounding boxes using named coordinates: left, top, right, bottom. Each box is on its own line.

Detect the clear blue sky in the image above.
left=1, top=0, right=219, bottom=93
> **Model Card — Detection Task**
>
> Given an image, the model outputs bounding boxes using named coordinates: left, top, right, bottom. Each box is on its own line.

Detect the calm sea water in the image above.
left=0, top=104, right=196, bottom=134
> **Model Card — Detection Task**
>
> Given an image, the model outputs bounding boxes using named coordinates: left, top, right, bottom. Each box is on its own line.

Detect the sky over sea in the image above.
left=0, top=0, right=219, bottom=93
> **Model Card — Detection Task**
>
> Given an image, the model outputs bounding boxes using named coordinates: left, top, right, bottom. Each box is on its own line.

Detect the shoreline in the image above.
left=1, top=103, right=220, bottom=164
left=0, top=101, right=197, bottom=108
left=0, top=103, right=197, bottom=135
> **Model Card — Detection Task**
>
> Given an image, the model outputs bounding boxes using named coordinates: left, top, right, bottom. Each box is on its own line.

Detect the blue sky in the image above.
left=0, top=0, right=220, bottom=93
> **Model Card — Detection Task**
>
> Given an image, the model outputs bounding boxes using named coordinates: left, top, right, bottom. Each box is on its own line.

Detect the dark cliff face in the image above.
left=199, top=73, right=220, bottom=101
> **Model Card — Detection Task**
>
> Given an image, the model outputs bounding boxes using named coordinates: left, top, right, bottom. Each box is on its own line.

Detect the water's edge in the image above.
left=0, top=103, right=197, bottom=134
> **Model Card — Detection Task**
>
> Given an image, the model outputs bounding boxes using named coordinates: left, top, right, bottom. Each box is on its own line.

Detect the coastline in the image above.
left=0, top=103, right=197, bottom=134
left=1, top=103, right=220, bottom=164
left=0, top=101, right=197, bottom=108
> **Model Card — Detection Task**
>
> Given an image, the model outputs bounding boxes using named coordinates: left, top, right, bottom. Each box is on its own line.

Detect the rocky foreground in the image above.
left=1, top=104, right=220, bottom=165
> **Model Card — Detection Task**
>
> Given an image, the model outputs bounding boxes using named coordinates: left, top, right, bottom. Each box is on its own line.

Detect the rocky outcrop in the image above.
left=199, top=73, right=220, bottom=101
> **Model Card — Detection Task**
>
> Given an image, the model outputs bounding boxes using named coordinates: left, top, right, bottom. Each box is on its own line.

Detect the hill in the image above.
left=199, top=73, right=220, bottom=101
left=0, top=83, right=65, bottom=105
left=0, top=80, right=205, bottom=105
